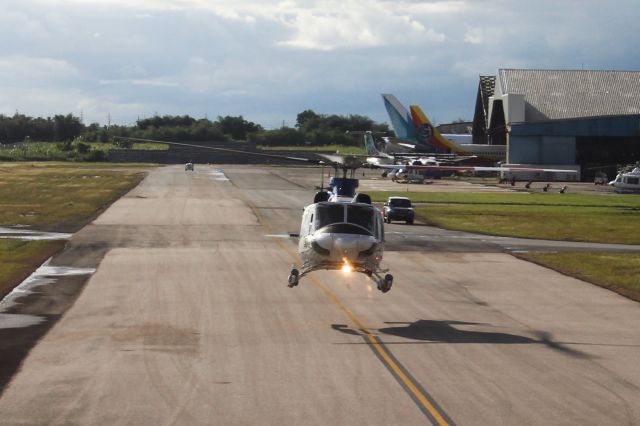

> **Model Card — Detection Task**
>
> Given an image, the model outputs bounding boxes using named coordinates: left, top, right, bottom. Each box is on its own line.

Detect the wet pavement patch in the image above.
left=208, top=169, right=229, bottom=181
left=0, top=258, right=95, bottom=329
left=0, top=259, right=96, bottom=396
left=0, top=313, right=45, bottom=329
left=0, top=227, right=72, bottom=241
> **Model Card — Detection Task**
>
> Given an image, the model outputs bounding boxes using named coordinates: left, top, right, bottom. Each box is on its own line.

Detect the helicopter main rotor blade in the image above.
left=112, top=137, right=325, bottom=165
left=316, top=153, right=367, bottom=170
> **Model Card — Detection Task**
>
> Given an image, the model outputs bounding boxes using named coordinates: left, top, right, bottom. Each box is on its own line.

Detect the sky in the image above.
left=1, top=0, right=639, bottom=129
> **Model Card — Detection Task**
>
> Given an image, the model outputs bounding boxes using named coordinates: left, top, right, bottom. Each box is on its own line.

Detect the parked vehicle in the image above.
left=383, top=197, right=414, bottom=224
left=594, top=171, right=607, bottom=185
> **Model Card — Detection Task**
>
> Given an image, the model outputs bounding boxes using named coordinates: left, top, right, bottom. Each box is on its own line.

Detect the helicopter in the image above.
left=290, top=165, right=392, bottom=292
left=609, top=162, right=640, bottom=193
left=114, top=137, right=394, bottom=293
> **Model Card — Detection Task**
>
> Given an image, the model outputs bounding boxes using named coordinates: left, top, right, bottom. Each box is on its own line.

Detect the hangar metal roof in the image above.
left=497, top=69, right=640, bottom=121
left=479, top=75, right=496, bottom=113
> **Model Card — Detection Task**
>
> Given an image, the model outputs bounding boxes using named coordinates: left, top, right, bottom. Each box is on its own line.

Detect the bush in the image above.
left=57, top=140, right=73, bottom=151
left=253, top=127, right=306, bottom=147
left=76, top=142, right=90, bottom=154
left=115, top=139, right=133, bottom=149
left=83, top=150, right=107, bottom=162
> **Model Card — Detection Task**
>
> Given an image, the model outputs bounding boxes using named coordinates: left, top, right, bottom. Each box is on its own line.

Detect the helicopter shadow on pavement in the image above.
left=332, top=319, right=590, bottom=359
left=380, top=320, right=535, bottom=344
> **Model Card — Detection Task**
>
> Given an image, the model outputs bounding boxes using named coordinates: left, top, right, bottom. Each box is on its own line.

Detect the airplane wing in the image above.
left=386, top=137, right=418, bottom=151
left=391, top=153, right=478, bottom=163
left=376, top=164, right=578, bottom=173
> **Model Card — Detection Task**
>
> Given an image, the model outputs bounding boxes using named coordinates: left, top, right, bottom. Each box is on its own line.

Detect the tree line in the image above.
left=0, top=114, right=83, bottom=143
left=0, top=110, right=390, bottom=147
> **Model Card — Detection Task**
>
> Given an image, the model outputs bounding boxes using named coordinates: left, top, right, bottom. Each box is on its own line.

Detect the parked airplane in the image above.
left=347, top=130, right=472, bottom=185
left=347, top=130, right=471, bottom=174
left=382, top=93, right=506, bottom=161
left=344, top=130, right=395, bottom=167
left=609, top=163, right=640, bottom=193
left=377, top=162, right=578, bottom=181
left=348, top=129, right=576, bottom=182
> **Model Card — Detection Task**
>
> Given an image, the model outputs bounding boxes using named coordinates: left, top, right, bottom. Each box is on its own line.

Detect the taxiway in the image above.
left=1, top=165, right=639, bottom=425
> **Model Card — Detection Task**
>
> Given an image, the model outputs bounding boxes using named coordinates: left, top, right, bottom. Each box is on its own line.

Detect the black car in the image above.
left=383, top=197, right=414, bottom=224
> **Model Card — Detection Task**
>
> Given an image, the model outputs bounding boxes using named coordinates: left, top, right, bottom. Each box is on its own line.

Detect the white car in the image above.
left=185, top=162, right=194, bottom=171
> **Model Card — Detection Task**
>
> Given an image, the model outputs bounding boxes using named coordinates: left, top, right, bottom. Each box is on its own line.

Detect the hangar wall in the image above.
left=510, top=115, right=640, bottom=138
left=474, top=70, right=640, bottom=180
left=508, top=136, right=575, bottom=164
left=509, top=115, right=640, bottom=179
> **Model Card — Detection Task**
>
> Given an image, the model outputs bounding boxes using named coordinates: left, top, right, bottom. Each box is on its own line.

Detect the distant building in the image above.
left=436, top=121, right=472, bottom=135
left=472, top=69, right=640, bottom=180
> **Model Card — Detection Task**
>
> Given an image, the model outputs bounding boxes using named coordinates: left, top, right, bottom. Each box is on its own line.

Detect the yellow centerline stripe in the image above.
left=309, top=274, right=451, bottom=426
left=251, top=195, right=450, bottom=425
left=276, top=240, right=451, bottom=426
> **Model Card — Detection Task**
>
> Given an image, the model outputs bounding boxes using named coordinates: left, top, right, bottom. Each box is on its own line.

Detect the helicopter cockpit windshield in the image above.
left=316, top=204, right=344, bottom=228
left=347, top=205, right=375, bottom=233
left=315, top=204, right=376, bottom=235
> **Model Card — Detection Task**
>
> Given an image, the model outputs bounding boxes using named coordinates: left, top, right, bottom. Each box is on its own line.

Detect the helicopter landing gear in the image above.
left=288, top=264, right=393, bottom=293
left=377, top=274, right=393, bottom=293
left=288, top=268, right=300, bottom=288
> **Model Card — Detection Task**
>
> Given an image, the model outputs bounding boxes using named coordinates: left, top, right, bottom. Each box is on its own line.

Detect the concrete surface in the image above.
left=1, top=165, right=639, bottom=425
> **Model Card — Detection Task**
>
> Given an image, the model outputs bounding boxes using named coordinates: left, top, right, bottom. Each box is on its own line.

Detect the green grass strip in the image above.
left=0, top=240, right=66, bottom=300
left=414, top=204, right=640, bottom=244
left=0, top=162, right=146, bottom=231
left=517, top=252, right=640, bottom=302
left=368, top=191, right=640, bottom=208
left=368, top=191, right=640, bottom=244
left=0, top=162, right=147, bottom=300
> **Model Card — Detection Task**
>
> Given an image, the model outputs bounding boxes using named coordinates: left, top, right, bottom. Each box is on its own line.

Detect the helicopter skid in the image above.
left=288, top=262, right=392, bottom=293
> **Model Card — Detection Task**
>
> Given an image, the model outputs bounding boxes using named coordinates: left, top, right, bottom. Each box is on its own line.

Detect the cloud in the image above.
left=276, top=1, right=447, bottom=50
left=0, top=56, right=80, bottom=86
left=1, top=0, right=639, bottom=127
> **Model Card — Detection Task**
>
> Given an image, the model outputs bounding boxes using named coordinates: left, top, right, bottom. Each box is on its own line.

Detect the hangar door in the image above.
left=576, top=137, right=640, bottom=181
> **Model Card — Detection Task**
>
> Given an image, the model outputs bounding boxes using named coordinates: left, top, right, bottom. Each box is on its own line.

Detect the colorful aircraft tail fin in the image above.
left=363, top=132, right=380, bottom=156
left=382, top=93, right=466, bottom=154
left=409, top=105, right=463, bottom=153
left=382, top=94, right=416, bottom=142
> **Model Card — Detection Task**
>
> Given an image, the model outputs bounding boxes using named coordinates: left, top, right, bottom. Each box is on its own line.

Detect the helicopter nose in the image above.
left=333, top=237, right=359, bottom=259
left=334, top=236, right=376, bottom=260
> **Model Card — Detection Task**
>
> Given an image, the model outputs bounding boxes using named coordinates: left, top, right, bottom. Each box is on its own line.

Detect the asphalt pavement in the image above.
left=1, top=165, right=639, bottom=425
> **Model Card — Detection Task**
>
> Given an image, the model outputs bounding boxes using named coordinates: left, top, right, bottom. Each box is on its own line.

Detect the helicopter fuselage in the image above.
left=609, top=165, right=640, bottom=193
left=298, top=200, right=385, bottom=275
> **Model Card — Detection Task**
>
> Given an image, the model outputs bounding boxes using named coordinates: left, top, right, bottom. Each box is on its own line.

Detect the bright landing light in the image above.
left=341, top=262, right=353, bottom=274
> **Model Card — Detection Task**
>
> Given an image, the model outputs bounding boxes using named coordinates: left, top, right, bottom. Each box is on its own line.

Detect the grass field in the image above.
left=369, top=191, right=640, bottom=244
left=0, top=240, right=67, bottom=301
left=517, top=252, right=640, bottom=302
left=0, top=162, right=147, bottom=231
left=0, top=162, right=147, bottom=300
left=368, top=190, right=640, bottom=300
left=0, top=141, right=166, bottom=162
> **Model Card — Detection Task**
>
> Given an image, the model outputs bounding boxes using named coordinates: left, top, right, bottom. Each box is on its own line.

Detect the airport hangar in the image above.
left=470, top=69, right=640, bottom=181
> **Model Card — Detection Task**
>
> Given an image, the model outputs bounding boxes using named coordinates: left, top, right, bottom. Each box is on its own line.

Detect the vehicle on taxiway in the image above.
left=383, top=196, right=414, bottom=224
